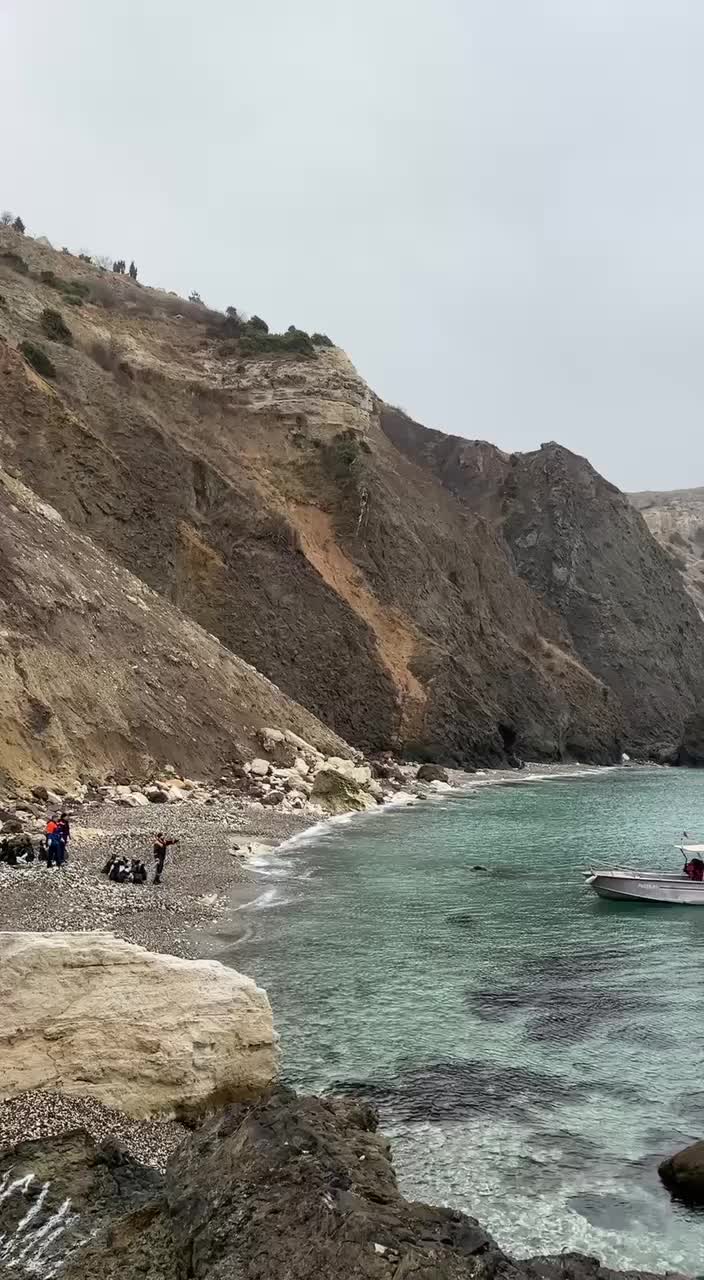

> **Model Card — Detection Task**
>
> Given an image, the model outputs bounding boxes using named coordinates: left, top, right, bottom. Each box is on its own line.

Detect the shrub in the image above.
left=59, top=279, right=90, bottom=307
left=312, top=332, right=334, bottom=347
left=40, top=307, right=72, bottom=344
left=0, top=251, right=28, bottom=274
left=88, top=278, right=116, bottom=309
left=188, top=290, right=202, bottom=303
left=248, top=314, right=269, bottom=333
left=0, top=211, right=12, bottom=226
left=20, top=341, right=56, bottom=379
left=13, top=216, right=25, bottom=234
left=78, top=252, right=92, bottom=263
left=225, top=305, right=240, bottom=320
left=94, top=254, right=112, bottom=271
left=238, top=326, right=315, bottom=358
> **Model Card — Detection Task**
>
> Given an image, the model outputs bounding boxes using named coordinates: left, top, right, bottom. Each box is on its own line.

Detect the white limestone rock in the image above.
left=0, top=931, right=279, bottom=1118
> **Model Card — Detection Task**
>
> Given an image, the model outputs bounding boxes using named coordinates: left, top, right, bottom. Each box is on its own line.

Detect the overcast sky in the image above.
left=2, top=1, right=703, bottom=491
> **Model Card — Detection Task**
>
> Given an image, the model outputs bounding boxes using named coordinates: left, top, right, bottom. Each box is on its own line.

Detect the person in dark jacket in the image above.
left=153, top=833, right=178, bottom=884
left=131, top=858, right=148, bottom=884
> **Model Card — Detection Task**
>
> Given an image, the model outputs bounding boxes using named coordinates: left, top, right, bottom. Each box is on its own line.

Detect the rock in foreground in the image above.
left=0, top=1088, right=686, bottom=1279
left=0, top=931, right=278, bottom=1118
left=659, top=1138, right=704, bottom=1203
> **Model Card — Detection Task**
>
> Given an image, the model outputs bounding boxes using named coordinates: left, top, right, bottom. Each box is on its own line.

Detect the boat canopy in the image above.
left=679, top=844, right=704, bottom=854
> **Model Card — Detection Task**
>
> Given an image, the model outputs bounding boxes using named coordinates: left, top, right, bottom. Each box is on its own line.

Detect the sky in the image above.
left=1, top=0, right=703, bottom=491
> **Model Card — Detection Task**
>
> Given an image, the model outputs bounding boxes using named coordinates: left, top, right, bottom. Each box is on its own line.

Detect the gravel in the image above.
left=0, top=796, right=311, bottom=957
left=0, top=1090, right=185, bottom=1170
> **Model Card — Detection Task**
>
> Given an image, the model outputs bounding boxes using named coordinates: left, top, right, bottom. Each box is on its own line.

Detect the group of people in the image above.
left=101, top=833, right=179, bottom=886
left=0, top=813, right=71, bottom=869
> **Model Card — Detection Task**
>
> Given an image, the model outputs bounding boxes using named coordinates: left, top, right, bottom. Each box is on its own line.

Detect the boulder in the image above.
left=0, top=931, right=278, bottom=1118
left=167, top=786, right=188, bottom=803
left=416, top=763, right=449, bottom=783
left=145, top=785, right=168, bottom=803
left=259, top=729, right=298, bottom=767
left=262, top=790, right=285, bottom=806
left=310, top=766, right=376, bottom=815
left=250, top=758, right=271, bottom=778
left=1, top=817, right=23, bottom=834
left=31, top=784, right=49, bottom=801
left=659, top=1139, right=704, bottom=1202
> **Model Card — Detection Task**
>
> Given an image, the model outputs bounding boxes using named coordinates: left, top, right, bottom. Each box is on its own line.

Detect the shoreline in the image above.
left=0, top=760, right=622, bottom=958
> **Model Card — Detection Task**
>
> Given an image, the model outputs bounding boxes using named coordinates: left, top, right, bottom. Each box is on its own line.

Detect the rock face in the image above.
left=0, top=1088, right=682, bottom=1280
left=0, top=932, right=278, bottom=1118
left=631, top=486, right=704, bottom=617
left=383, top=408, right=704, bottom=760
left=0, top=463, right=349, bottom=792
left=0, top=228, right=700, bottom=769
left=659, top=1139, right=704, bottom=1202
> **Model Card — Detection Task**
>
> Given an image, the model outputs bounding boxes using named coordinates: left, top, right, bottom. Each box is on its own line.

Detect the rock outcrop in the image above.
left=659, top=1138, right=704, bottom=1202
left=0, top=1088, right=682, bottom=1280
left=0, top=932, right=278, bottom=1117
left=383, top=408, right=704, bottom=760
left=631, top=486, right=704, bottom=617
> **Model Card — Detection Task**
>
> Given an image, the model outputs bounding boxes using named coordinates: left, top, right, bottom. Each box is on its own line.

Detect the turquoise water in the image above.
left=217, top=768, right=704, bottom=1273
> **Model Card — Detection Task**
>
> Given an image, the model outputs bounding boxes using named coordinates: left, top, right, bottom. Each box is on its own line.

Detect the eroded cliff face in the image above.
left=0, top=228, right=695, bottom=771
left=382, top=409, right=704, bottom=760
left=630, top=487, right=704, bottom=617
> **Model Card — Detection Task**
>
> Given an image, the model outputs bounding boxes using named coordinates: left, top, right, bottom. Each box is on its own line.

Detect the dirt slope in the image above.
left=0, top=228, right=696, bottom=767
left=630, top=487, right=704, bottom=616
left=382, top=408, right=704, bottom=760
left=0, top=465, right=349, bottom=792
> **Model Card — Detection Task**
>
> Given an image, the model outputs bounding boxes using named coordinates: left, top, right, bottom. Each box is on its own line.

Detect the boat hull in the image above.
left=587, top=871, right=704, bottom=905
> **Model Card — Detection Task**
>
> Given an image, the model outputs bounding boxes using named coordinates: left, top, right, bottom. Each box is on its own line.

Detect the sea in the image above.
left=214, top=767, right=704, bottom=1275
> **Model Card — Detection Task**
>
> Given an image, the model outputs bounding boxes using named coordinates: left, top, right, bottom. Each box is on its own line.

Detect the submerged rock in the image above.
left=0, top=931, right=278, bottom=1118
left=659, top=1138, right=704, bottom=1202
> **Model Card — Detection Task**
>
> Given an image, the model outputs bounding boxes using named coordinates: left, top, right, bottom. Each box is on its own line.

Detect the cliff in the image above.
left=382, top=409, right=704, bottom=760
left=630, top=487, right=704, bottom=617
left=0, top=462, right=348, bottom=791
left=0, top=227, right=700, bottom=774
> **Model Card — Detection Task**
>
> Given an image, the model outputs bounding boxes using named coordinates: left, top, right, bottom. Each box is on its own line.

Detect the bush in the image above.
left=58, top=279, right=90, bottom=307
left=312, top=332, right=334, bottom=347
left=188, top=290, right=202, bottom=304
left=13, top=216, right=25, bottom=234
left=0, top=251, right=28, bottom=274
left=248, top=314, right=269, bottom=333
left=20, top=341, right=56, bottom=379
left=88, top=278, right=116, bottom=309
left=238, top=326, right=315, bottom=358
left=40, top=307, right=72, bottom=344
left=0, top=211, right=12, bottom=226
left=78, top=252, right=92, bottom=263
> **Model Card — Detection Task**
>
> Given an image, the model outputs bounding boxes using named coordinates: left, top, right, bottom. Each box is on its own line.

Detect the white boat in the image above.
left=585, top=845, right=704, bottom=904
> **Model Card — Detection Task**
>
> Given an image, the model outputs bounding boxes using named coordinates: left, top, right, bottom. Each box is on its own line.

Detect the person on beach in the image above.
left=57, top=812, right=71, bottom=859
left=131, top=857, right=148, bottom=884
left=153, top=832, right=178, bottom=884
left=45, top=816, right=65, bottom=868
